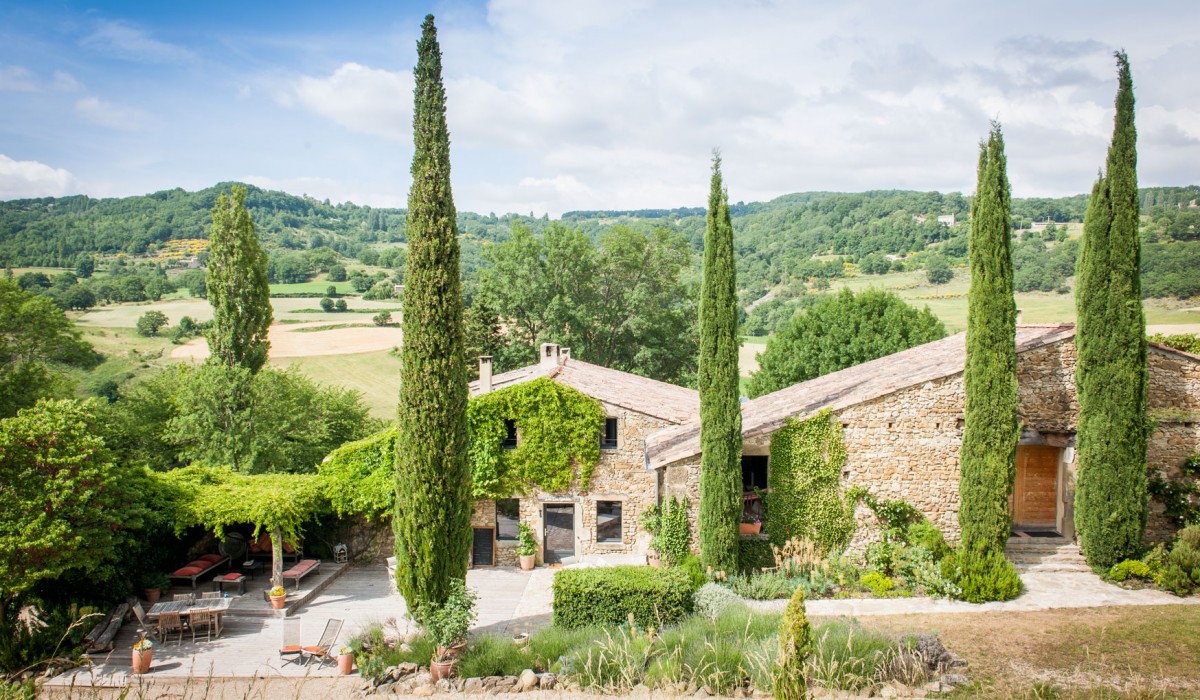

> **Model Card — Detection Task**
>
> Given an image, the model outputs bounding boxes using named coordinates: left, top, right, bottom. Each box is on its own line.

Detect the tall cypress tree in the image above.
left=698, top=153, right=743, bottom=573
left=206, top=185, right=272, bottom=374
left=1074, top=52, right=1148, bottom=569
left=958, top=123, right=1018, bottom=552
left=393, top=15, right=472, bottom=615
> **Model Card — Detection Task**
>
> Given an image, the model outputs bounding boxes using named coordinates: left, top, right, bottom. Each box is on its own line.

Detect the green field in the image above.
left=272, top=349, right=401, bottom=418
left=268, top=279, right=360, bottom=296
left=75, top=294, right=405, bottom=327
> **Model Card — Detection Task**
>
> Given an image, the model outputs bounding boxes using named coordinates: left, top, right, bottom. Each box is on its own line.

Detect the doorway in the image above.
left=1012, top=445, right=1060, bottom=533
left=543, top=504, right=576, bottom=563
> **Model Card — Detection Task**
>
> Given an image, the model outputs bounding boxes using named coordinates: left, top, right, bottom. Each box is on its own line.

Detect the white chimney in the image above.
left=560, top=347, right=571, bottom=364
left=1016, top=308, right=1024, bottom=325
left=539, top=343, right=560, bottom=370
left=479, top=356, right=493, bottom=393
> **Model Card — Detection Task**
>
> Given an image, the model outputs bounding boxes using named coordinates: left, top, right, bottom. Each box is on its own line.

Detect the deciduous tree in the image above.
left=1074, top=53, right=1148, bottom=569
left=206, top=185, right=272, bottom=374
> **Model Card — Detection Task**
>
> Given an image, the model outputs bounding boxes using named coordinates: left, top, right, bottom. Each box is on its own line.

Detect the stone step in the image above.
left=1006, top=536, right=1072, bottom=548
left=1006, top=551, right=1086, bottom=562
left=1014, top=561, right=1094, bottom=573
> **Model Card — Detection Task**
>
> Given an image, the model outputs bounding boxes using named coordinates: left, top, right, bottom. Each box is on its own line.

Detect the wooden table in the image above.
left=147, top=597, right=233, bottom=636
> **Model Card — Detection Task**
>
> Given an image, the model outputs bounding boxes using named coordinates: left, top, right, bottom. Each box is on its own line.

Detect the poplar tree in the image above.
left=393, top=15, right=472, bottom=616
left=206, top=185, right=272, bottom=374
left=1074, top=52, right=1148, bottom=569
left=698, top=153, right=743, bottom=573
left=956, top=124, right=1022, bottom=602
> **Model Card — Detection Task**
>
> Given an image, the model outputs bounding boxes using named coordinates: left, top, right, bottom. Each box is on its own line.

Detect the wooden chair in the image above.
left=279, top=618, right=303, bottom=666
left=201, top=591, right=222, bottom=599
left=301, top=618, right=343, bottom=667
left=157, top=612, right=184, bottom=646
left=189, top=609, right=218, bottom=643
left=130, top=601, right=161, bottom=643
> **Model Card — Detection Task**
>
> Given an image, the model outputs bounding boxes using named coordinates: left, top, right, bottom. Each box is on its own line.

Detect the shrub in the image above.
left=723, top=571, right=797, bottom=600
left=678, top=555, right=706, bottom=590
left=773, top=586, right=811, bottom=700
left=457, top=635, right=527, bottom=678
left=335, top=298, right=348, bottom=312
left=1155, top=524, right=1200, bottom=595
left=694, top=582, right=741, bottom=619
left=412, top=579, right=477, bottom=658
left=373, top=311, right=393, bottom=326
left=135, top=310, right=169, bottom=337
left=860, top=571, right=895, bottom=596
left=319, top=297, right=334, bottom=312
left=943, top=544, right=1023, bottom=603
left=515, top=523, right=537, bottom=557
left=1109, top=559, right=1152, bottom=582
left=738, top=537, right=775, bottom=572
left=552, top=566, right=693, bottom=629
left=905, top=520, right=952, bottom=560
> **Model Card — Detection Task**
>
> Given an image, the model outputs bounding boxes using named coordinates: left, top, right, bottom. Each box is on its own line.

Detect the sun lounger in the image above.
left=168, top=554, right=230, bottom=590
left=281, top=559, right=321, bottom=591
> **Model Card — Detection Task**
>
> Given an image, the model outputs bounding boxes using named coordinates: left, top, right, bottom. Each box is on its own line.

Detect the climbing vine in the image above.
left=467, top=377, right=605, bottom=498
left=318, top=427, right=398, bottom=522
left=766, top=409, right=856, bottom=553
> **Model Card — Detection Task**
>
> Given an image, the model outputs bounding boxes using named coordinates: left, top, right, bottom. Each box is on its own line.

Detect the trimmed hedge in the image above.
left=738, top=537, right=775, bottom=572
left=552, top=565, right=694, bottom=629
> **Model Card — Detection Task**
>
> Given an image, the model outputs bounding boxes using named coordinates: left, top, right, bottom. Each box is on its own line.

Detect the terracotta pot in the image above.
left=269, top=594, right=287, bottom=610
left=739, top=523, right=762, bottom=535
left=131, top=648, right=153, bottom=674
left=143, top=588, right=161, bottom=605
left=646, top=550, right=662, bottom=568
left=429, top=658, right=456, bottom=681
left=519, top=554, right=536, bottom=571
left=337, top=653, right=355, bottom=675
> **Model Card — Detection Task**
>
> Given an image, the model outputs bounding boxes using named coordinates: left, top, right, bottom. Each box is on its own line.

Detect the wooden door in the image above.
left=543, top=504, right=575, bottom=563
left=1012, top=446, right=1059, bottom=531
left=471, top=527, right=495, bottom=567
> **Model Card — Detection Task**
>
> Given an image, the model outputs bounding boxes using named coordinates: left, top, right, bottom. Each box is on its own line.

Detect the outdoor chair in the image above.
left=200, top=591, right=222, bottom=599
left=301, top=618, right=343, bottom=667
left=189, top=609, right=218, bottom=643
left=157, top=612, right=185, bottom=646
left=279, top=618, right=303, bottom=666
left=130, top=601, right=161, bottom=643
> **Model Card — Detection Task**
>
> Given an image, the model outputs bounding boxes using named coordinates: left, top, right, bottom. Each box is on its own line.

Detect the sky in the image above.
left=1, top=0, right=1197, bottom=216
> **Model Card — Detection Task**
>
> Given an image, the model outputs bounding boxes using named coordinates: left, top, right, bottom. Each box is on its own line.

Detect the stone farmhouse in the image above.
left=467, top=329, right=1200, bottom=565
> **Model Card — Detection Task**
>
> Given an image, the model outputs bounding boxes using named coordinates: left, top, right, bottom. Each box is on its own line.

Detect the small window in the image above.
left=496, top=499, right=519, bottom=540
left=502, top=420, right=517, bottom=449
left=596, top=501, right=622, bottom=543
left=742, top=455, right=769, bottom=492
left=601, top=418, right=618, bottom=449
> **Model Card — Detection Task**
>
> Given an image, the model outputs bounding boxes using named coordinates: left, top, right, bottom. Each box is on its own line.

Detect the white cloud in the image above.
left=80, top=20, right=197, bottom=63
left=75, top=97, right=149, bottom=131
left=52, top=71, right=80, bottom=92
left=291, top=63, right=411, bottom=141
left=240, top=174, right=405, bottom=208
left=0, top=155, right=78, bottom=200
left=0, top=66, right=37, bottom=92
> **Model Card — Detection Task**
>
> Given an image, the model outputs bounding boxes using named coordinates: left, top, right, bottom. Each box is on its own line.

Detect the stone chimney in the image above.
left=539, top=343, right=560, bottom=370
left=478, top=356, right=493, bottom=393
left=1016, top=308, right=1024, bottom=325
left=560, top=347, right=571, bottom=364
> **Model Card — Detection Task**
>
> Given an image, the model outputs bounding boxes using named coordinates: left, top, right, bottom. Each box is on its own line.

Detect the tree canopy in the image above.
left=206, top=185, right=272, bottom=374
left=746, top=288, right=947, bottom=398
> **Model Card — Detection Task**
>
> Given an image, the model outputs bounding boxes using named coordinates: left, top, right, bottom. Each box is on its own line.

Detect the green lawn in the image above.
left=269, top=278, right=359, bottom=296
left=272, top=349, right=401, bottom=419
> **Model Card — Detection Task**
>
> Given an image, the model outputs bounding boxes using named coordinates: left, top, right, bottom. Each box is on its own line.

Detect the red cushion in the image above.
left=221, top=573, right=243, bottom=581
left=173, top=566, right=202, bottom=576
left=283, top=559, right=318, bottom=576
left=199, top=554, right=224, bottom=564
left=280, top=645, right=302, bottom=653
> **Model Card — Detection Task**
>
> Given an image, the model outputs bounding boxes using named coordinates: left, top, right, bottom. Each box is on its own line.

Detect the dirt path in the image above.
left=171, top=324, right=404, bottom=360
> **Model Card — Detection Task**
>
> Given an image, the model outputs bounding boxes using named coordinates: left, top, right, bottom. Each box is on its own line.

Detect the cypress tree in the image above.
left=206, top=185, right=272, bottom=374
left=393, top=15, right=472, bottom=615
left=698, top=153, right=743, bottom=573
left=1074, top=52, right=1148, bottom=569
left=956, top=123, right=1022, bottom=601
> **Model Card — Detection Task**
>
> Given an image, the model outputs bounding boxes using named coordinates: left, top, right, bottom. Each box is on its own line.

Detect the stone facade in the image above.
left=470, top=400, right=667, bottom=566
left=659, top=339, right=1200, bottom=554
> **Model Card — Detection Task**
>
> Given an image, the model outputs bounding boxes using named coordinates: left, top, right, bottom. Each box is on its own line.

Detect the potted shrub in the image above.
left=336, top=645, right=355, bottom=675
left=268, top=584, right=287, bottom=610
left=141, top=572, right=170, bottom=605
left=131, top=635, right=154, bottom=674
left=740, top=515, right=762, bottom=535
left=417, top=579, right=477, bottom=681
left=515, top=523, right=537, bottom=571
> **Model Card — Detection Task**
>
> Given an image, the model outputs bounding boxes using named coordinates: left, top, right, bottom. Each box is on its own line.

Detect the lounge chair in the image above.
left=279, top=618, right=303, bottom=666
left=302, top=618, right=343, bottom=667
left=168, top=554, right=230, bottom=590
left=281, top=559, right=321, bottom=591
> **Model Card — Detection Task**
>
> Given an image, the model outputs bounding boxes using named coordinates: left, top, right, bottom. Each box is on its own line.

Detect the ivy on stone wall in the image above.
left=467, top=377, right=605, bottom=498
left=766, top=409, right=855, bottom=553
left=660, top=496, right=691, bottom=566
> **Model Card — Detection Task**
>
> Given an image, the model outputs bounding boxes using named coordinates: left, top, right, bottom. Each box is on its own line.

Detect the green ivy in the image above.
left=659, top=496, right=691, bottom=566
left=766, top=409, right=855, bottom=553
left=849, top=489, right=923, bottom=543
left=318, top=427, right=398, bottom=522
left=1148, top=472, right=1200, bottom=528
left=466, top=377, right=605, bottom=499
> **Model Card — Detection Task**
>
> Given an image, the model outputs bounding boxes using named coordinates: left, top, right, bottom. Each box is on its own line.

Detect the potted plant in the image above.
left=640, top=505, right=663, bottom=568
left=141, top=572, right=170, bottom=605
left=417, top=579, right=477, bottom=681
left=131, top=635, right=154, bottom=674
left=515, top=523, right=537, bottom=571
left=740, top=514, right=762, bottom=535
left=336, top=645, right=355, bottom=675
left=268, top=584, right=287, bottom=610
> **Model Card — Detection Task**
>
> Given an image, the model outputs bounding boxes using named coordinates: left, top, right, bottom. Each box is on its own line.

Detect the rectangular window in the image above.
left=502, top=419, right=518, bottom=449
left=742, top=455, right=769, bottom=492
left=496, top=499, right=519, bottom=541
left=601, top=418, right=618, bottom=449
left=596, top=501, right=622, bottom=543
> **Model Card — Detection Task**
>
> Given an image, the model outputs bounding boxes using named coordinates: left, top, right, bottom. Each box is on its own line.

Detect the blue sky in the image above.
left=1, top=1, right=1197, bottom=216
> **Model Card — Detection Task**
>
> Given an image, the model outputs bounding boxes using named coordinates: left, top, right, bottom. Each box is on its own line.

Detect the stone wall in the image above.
left=657, top=338, right=1200, bottom=556
left=470, top=400, right=667, bottom=566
